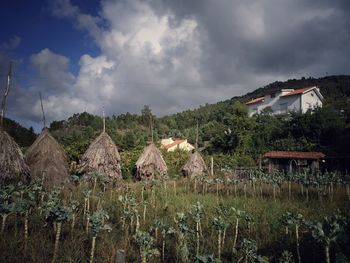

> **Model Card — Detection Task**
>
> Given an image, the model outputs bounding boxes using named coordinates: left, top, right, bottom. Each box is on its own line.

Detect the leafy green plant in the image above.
left=45, top=205, right=71, bottom=263
left=0, top=185, right=15, bottom=233
left=88, top=209, right=112, bottom=263
left=281, top=212, right=305, bottom=263
left=134, top=230, right=159, bottom=263
left=211, top=216, right=228, bottom=260
left=174, top=212, right=192, bottom=263
left=231, top=207, right=245, bottom=253
left=190, top=201, right=204, bottom=256
left=309, top=212, right=346, bottom=263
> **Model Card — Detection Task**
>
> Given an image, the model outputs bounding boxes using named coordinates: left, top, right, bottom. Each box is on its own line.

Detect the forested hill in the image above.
left=1, top=117, right=37, bottom=147
left=5, top=75, right=350, bottom=169
left=159, top=75, right=350, bottom=130
left=40, top=75, right=349, bottom=167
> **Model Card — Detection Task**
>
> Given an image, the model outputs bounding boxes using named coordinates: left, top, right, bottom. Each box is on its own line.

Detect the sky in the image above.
left=1, top=0, right=350, bottom=130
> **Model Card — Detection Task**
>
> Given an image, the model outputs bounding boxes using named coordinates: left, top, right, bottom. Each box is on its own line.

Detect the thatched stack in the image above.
left=25, top=128, right=68, bottom=187
left=135, top=143, right=167, bottom=180
left=182, top=151, right=208, bottom=179
left=77, top=132, right=122, bottom=180
left=0, top=129, right=30, bottom=181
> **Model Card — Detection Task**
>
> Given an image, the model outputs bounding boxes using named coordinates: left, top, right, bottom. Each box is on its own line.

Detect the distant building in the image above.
left=160, top=138, right=195, bottom=152
left=246, top=86, right=323, bottom=116
left=263, top=151, right=325, bottom=173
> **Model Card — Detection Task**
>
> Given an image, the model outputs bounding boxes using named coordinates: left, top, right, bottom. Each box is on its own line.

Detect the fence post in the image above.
left=115, top=249, right=125, bottom=263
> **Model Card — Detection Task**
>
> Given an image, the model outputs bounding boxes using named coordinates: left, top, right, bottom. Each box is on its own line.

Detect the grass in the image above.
left=0, top=179, right=349, bottom=262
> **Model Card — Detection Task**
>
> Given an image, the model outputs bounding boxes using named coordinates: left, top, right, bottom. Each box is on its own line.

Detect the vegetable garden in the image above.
left=0, top=170, right=349, bottom=263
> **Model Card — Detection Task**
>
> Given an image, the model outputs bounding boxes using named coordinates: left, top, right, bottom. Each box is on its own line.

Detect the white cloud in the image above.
left=0, top=36, right=21, bottom=50
left=7, top=0, right=350, bottom=127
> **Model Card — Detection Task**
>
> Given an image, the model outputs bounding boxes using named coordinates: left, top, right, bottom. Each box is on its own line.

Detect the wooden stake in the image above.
left=103, top=109, right=106, bottom=133
left=150, top=114, right=154, bottom=142
left=39, top=91, right=46, bottom=128
left=0, top=61, right=13, bottom=129
left=195, top=120, right=199, bottom=151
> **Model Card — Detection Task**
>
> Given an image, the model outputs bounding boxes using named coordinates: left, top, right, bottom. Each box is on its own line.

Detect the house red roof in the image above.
left=281, top=87, right=314, bottom=97
left=264, top=151, right=325, bottom=159
left=246, top=97, right=265, bottom=105
left=164, top=140, right=186, bottom=150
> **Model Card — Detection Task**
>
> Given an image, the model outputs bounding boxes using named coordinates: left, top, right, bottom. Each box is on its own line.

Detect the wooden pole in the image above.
left=150, top=114, right=154, bottom=143
left=39, top=91, right=46, bottom=128
left=103, top=109, right=106, bottom=133
left=195, top=120, right=199, bottom=151
left=115, top=249, right=125, bottom=263
left=0, top=61, right=12, bottom=129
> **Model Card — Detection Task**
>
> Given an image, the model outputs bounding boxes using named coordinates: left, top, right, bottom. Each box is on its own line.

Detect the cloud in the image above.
left=6, top=0, right=350, bottom=128
left=0, top=36, right=21, bottom=50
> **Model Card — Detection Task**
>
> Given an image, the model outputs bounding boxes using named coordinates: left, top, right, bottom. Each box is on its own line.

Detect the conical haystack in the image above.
left=77, top=131, right=122, bottom=180
left=135, top=143, right=167, bottom=180
left=0, top=129, right=30, bottom=181
left=181, top=151, right=208, bottom=179
left=25, top=128, right=68, bottom=187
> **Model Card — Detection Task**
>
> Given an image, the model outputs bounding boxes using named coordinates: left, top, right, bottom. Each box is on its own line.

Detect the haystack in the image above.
left=181, top=151, right=208, bottom=179
left=135, top=143, right=167, bottom=180
left=0, top=129, right=30, bottom=181
left=25, top=128, right=68, bottom=187
left=77, top=131, right=122, bottom=180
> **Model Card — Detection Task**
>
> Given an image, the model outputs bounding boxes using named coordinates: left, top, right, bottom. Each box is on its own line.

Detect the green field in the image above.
left=0, top=174, right=349, bottom=263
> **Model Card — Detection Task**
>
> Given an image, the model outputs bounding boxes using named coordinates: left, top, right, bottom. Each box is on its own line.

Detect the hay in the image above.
left=0, top=129, right=30, bottom=181
left=181, top=151, right=208, bottom=179
left=77, top=132, right=122, bottom=180
left=135, top=143, right=167, bottom=180
left=25, top=128, right=68, bottom=187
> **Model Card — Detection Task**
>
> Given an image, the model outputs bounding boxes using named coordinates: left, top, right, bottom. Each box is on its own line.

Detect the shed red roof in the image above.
left=164, top=140, right=186, bottom=150
left=246, top=97, right=265, bottom=105
left=264, top=151, right=325, bottom=159
left=281, top=87, right=313, bottom=97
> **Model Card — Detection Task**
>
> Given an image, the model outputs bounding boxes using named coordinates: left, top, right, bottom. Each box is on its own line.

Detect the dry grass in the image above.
left=135, top=143, right=167, bottom=180
left=25, top=128, right=68, bottom=187
left=78, top=132, right=122, bottom=180
left=0, top=129, right=29, bottom=181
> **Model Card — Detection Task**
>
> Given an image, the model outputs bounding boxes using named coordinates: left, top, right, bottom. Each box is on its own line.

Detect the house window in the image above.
left=279, top=103, right=288, bottom=113
left=311, top=93, right=314, bottom=97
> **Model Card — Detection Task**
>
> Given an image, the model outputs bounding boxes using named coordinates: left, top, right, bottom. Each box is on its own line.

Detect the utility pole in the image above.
left=1, top=61, right=13, bottom=129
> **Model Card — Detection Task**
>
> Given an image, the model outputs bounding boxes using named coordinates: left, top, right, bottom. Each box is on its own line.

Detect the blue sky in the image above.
left=1, top=0, right=350, bottom=131
left=1, top=0, right=99, bottom=75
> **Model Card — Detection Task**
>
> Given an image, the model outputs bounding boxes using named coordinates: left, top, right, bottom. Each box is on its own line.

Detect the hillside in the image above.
left=5, top=75, right=350, bottom=171
left=159, top=75, right=350, bottom=130
left=1, top=117, right=37, bottom=147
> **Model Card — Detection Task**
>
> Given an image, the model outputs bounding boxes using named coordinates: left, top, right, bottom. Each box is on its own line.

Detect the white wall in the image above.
left=301, top=90, right=323, bottom=113
left=247, top=91, right=301, bottom=116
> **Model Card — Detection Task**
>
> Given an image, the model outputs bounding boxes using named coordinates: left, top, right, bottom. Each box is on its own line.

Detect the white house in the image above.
left=160, top=138, right=195, bottom=152
left=246, top=86, right=323, bottom=117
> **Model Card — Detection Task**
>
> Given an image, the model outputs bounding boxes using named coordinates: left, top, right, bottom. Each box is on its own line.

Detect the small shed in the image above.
left=263, top=151, right=325, bottom=173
